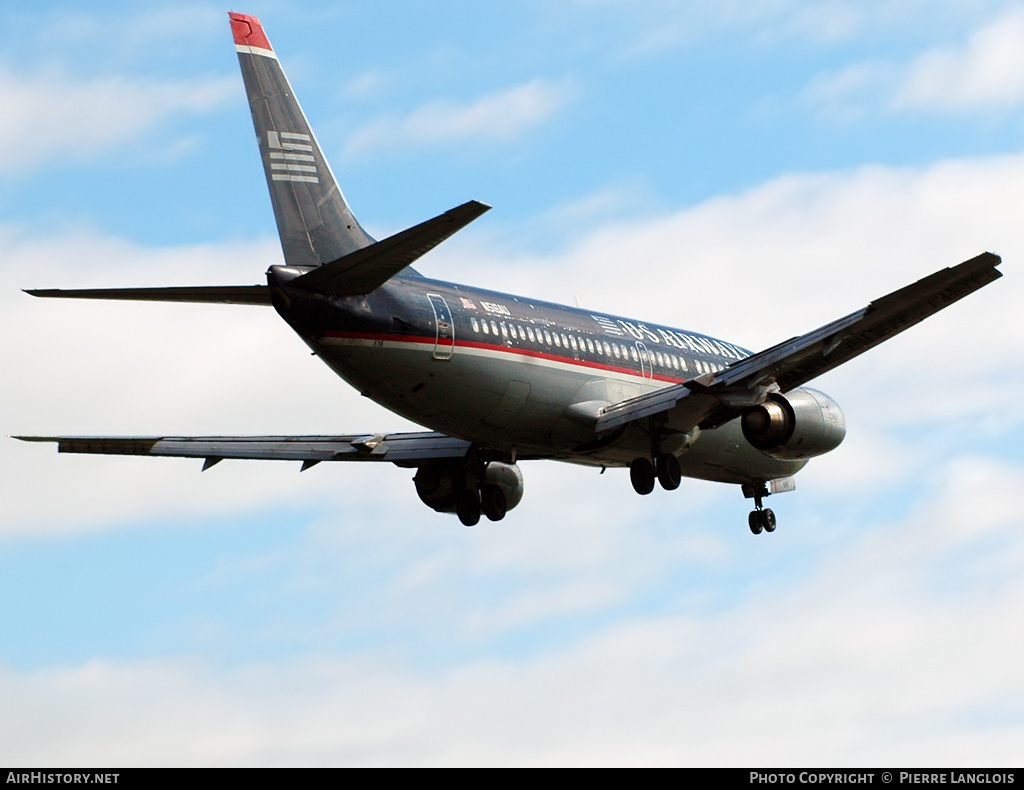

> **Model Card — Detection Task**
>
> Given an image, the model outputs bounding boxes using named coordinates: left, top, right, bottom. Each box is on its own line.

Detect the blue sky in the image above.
left=2, top=0, right=1023, bottom=766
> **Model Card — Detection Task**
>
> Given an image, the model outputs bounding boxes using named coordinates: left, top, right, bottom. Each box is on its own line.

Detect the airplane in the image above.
left=16, top=12, right=1003, bottom=534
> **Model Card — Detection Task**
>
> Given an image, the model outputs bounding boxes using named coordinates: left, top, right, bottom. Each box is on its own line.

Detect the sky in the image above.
left=2, top=0, right=1024, bottom=767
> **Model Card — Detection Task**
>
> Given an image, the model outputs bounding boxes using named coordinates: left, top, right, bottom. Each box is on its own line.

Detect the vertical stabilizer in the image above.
left=230, top=13, right=374, bottom=269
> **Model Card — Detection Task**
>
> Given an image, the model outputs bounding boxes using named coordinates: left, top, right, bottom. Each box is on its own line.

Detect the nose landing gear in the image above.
left=747, top=507, right=776, bottom=535
left=744, top=481, right=777, bottom=535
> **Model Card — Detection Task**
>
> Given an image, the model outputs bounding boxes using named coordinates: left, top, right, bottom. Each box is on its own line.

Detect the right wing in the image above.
left=595, top=251, right=1003, bottom=433
left=14, top=432, right=474, bottom=470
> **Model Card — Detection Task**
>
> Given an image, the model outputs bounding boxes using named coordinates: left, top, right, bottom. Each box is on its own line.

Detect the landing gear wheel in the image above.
left=480, top=485, right=507, bottom=522
left=761, top=508, right=776, bottom=533
left=630, top=457, right=655, bottom=495
left=656, top=453, right=681, bottom=491
left=456, top=489, right=481, bottom=527
left=748, top=511, right=763, bottom=535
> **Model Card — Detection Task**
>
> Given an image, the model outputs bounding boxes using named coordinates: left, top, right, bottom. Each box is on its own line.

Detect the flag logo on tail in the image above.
left=267, top=131, right=319, bottom=184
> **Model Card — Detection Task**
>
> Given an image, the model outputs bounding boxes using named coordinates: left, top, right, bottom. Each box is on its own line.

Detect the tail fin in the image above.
left=230, top=12, right=374, bottom=269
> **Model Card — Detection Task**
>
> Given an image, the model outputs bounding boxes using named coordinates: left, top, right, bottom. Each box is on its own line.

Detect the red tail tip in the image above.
left=229, top=12, right=273, bottom=51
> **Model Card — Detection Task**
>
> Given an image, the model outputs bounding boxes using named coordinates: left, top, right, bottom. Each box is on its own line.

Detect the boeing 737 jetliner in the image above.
left=18, top=13, right=1003, bottom=533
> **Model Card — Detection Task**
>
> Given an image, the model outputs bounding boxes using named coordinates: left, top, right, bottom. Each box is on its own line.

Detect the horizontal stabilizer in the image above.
left=291, top=200, right=491, bottom=296
left=24, top=285, right=272, bottom=305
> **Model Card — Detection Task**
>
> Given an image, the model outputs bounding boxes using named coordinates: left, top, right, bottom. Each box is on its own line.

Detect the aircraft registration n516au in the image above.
left=17, top=13, right=1003, bottom=534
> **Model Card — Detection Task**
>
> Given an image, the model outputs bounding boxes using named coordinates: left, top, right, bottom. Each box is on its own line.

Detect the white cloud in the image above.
left=893, top=7, right=1024, bottom=111
left=805, top=6, right=1024, bottom=116
left=343, top=79, right=574, bottom=156
left=3, top=451, right=1023, bottom=766
left=0, top=66, right=233, bottom=173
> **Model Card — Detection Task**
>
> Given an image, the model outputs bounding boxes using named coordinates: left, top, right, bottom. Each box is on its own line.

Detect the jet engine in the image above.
left=413, top=461, right=525, bottom=517
left=740, top=387, right=846, bottom=461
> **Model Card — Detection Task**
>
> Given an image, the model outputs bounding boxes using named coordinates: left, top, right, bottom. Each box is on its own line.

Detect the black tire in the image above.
left=456, top=489, right=481, bottom=527
left=748, top=511, right=763, bottom=535
left=656, top=453, right=681, bottom=491
left=630, top=457, right=655, bottom=495
left=481, top=485, right=507, bottom=522
left=761, top=508, right=776, bottom=532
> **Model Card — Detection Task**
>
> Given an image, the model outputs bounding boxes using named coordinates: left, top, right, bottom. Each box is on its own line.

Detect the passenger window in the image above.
left=544, top=330, right=552, bottom=345
left=613, top=344, right=621, bottom=359
left=491, top=321, right=499, bottom=335
left=630, top=346, right=638, bottom=362
left=527, top=327, right=536, bottom=342
left=569, top=336, right=578, bottom=351
left=586, top=338, right=594, bottom=353
left=482, top=321, right=490, bottom=335
left=471, top=317, right=480, bottom=333
left=500, top=323, right=509, bottom=338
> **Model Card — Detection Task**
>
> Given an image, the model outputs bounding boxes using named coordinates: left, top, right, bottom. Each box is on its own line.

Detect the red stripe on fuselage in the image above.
left=319, top=330, right=687, bottom=385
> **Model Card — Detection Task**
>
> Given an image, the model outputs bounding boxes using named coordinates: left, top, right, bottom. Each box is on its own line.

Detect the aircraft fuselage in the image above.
left=267, top=265, right=808, bottom=485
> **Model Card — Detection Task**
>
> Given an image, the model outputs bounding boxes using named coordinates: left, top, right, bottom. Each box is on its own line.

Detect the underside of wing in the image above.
left=15, top=432, right=473, bottom=469
left=595, top=252, right=1003, bottom=433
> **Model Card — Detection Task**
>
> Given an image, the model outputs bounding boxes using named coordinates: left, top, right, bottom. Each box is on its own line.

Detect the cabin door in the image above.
left=427, top=294, right=454, bottom=360
left=636, top=341, right=654, bottom=379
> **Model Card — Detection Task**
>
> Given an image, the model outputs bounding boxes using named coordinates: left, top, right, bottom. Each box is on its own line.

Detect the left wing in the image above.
left=595, top=251, right=1002, bottom=432
left=14, top=432, right=473, bottom=470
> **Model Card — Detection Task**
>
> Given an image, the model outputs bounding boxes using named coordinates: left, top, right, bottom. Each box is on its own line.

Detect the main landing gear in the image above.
left=746, top=482, right=776, bottom=535
left=455, top=484, right=507, bottom=527
left=629, top=453, right=682, bottom=495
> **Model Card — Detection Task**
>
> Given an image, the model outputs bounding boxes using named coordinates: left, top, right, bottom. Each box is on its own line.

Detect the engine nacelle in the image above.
left=740, top=387, right=846, bottom=461
left=413, top=461, right=524, bottom=514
